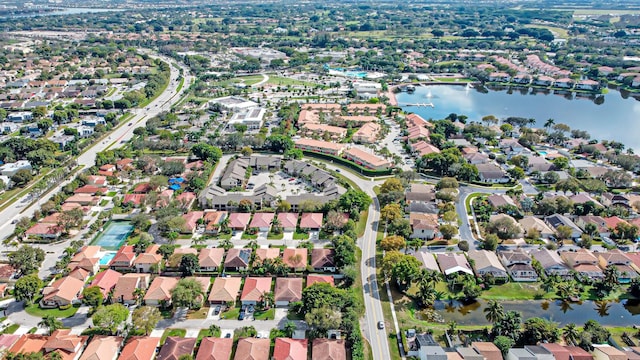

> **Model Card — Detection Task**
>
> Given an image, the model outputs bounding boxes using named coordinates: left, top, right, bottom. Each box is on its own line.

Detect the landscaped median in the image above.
left=301, top=151, right=393, bottom=177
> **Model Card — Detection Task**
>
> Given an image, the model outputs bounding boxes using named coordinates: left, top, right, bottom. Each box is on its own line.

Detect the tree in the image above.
left=305, top=306, right=342, bottom=335
left=583, top=319, right=610, bottom=344
left=380, top=235, right=406, bottom=252
left=484, top=300, right=505, bottom=324
left=543, top=171, right=560, bottom=184
left=179, top=254, right=199, bottom=277
left=480, top=234, right=499, bottom=251
left=276, top=200, right=291, bottom=213
left=439, top=224, right=458, bottom=240
left=436, top=177, right=459, bottom=190
left=259, top=291, right=274, bottom=310
left=82, top=286, right=104, bottom=308
left=338, top=189, right=371, bottom=217
left=555, top=225, right=573, bottom=241
left=485, top=217, right=521, bottom=240
left=158, top=244, right=176, bottom=260
left=92, top=304, right=129, bottom=335
left=494, top=336, right=515, bottom=356
left=9, top=245, right=45, bottom=277
left=14, top=274, right=43, bottom=305
left=388, top=219, right=412, bottom=239
left=132, top=306, right=161, bottom=335
left=508, top=167, right=525, bottom=180
left=380, top=203, right=403, bottom=226
left=171, top=278, right=205, bottom=309
left=38, top=315, right=62, bottom=335
left=552, top=157, right=569, bottom=170
left=391, top=254, right=421, bottom=291
left=492, top=310, right=522, bottom=340
left=332, top=235, right=356, bottom=268
left=11, top=169, right=33, bottom=187
left=563, top=323, right=580, bottom=346
left=380, top=178, right=404, bottom=193
left=522, top=317, right=560, bottom=344
left=190, top=143, right=222, bottom=163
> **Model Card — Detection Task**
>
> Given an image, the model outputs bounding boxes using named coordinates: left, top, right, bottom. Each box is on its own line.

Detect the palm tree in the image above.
left=270, top=216, right=282, bottom=234
left=220, top=217, right=230, bottom=233
left=219, top=238, right=233, bottom=251
left=563, top=323, right=580, bottom=345
left=284, top=321, right=297, bottom=337
left=38, top=315, right=62, bottom=335
left=483, top=300, right=505, bottom=324
left=544, top=118, right=555, bottom=130
left=259, top=291, right=275, bottom=310
left=47, top=351, right=63, bottom=360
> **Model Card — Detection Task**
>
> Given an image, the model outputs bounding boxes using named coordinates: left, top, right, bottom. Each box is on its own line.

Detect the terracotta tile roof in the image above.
left=9, top=335, right=48, bottom=354
left=240, top=277, right=272, bottom=302
left=306, top=275, right=334, bottom=287
left=42, top=276, right=84, bottom=303
left=255, top=248, right=280, bottom=263
left=273, top=338, right=307, bottom=360
left=299, top=213, right=323, bottom=229
left=0, top=334, right=20, bottom=351
left=312, top=339, right=346, bottom=360
left=26, top=223, right=63, bottom=236
left=123, top=194, right=146, bottom=206
left=144, top=277, right=178, bottom=302
left=118, top=337, right=160, bottom=360
left=133, top=252, right=162, bottom=265
left=79, top=336, right=123, bottom=360
left=68, top=268, right=90, bottom=282
left=157, top=337, right=196, bottom=360
left=113, top=277, right=140, bottom=302
left=195, top=338, right=233, bottom=360
left=208, top=277, right=242, bottom=303
left=43, top=330, right=88, bottom=360
left=234, top=338, right=270, bottom=360
left=182, top=211, right=204, bottom=232
left=282, top=249, right=308, bottom=269
left=274, top=278, right=302, bottom=303
left=277, top=213, right=299, bottom=229
left=249, top=213, right=275, bottom=229
left=224, top=248, right=251, bottom=268
left=472, top=342, right=503, bottom=360
left=311, top=249, right=335, bottom=269
left=198, top=248, right=224, bottom=268
left=228, top=213, right=251, bottom=229
left=90, top=269, right=122, bottom=298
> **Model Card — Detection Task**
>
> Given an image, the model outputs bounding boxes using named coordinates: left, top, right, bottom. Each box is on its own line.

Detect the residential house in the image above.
left=539, top=344, right=570, bottom=360
left=487, top=194, right=516, bottom=209
left=0, top=335, right=20, bottom=352
left=499, top=249, right=538, bottom=282
left=352, top=122, right=381, bottom=144
left=518, top=217, right=555, bottom=239
left=410, top=141, right=440, bottom=157
left=467, top=250, right=508, bottom=281
left=208, top=277, right=242, bottom=306
left=307, top=275, right=335, bottom=287
left=530, top=248, right=571, bottom=278
left=254, top=248, right=280, bottom=264
left=203, top=211, right=227, bottom=234
left=41, top=276, right=84, bottom=308
left=277, top=213, right=299, bottom=231
left=117, top=337, right=160, bottom=360
left=343, top=147, right=391, bottom=170
left=79, top=336, right=123, bottom=360
left=198, top=248, right=224, bottom=272
left=220, top=158, right=248, bottom=190
left=561, top=249, right=604, bottom=279
left=464, top=152, right=489, bottom=165
left=545, top=214, right=583, bottom=240
left=133, top=245, right=162, bottom=274
left=436, top=253, right=473, bottom=276
left=247, top=156, right=281, bottom=173
left=273, top=338, right=307, bottom=360
left=299, top=213, right=323, bottom=230
left=228, top=213, right=252, bottom=231
left=25, top=223, right=63, bottom=240
left=113, top=274, right=149, bottom=305
left=311, top=249, right=336, bottom=273
left=181, top=211, right=204, bottom=234
left=274, top=278, right=303, bottom=307
left=195, top=338, right=233, bottom=360
left=157, top=337, right=196, bottom=360
left=410, top=213, right=439, bottom=240
left=592, top=345, right=627, bottom=360
left=408, top=333, right=447, bottom=360
left=89, top=269, right=122, bottom=300
left=109, top=246, right=136, bottom=270
left=249, top=213, right=274, bottom=232
left=234, top=338, right=270, bottom=360
left=312, top=339, right=346, bottom=360
left=144, top=277, right=178, bottom=307
left=506, top=348, right=536, bottom=360
left=472, top=342, right=503, bottom=360
left=602, top=193, right=631, bottom=208
left=405, top=184, right=436, bottom=207
left=476, top=163, right=510, bottom=183
left=597, top=250, right=638, bottom=283
left=525, top=345, right=555, bottom=360
left=9, top=335, right=48, bottom=355
left=68, top=246, right=101, bottom=275
left=42, top=329, right=88, bottom=360
left=240, top=277, right=272, bottom=306
left=224, top=248, right=251, bottom=272
left=301, top=123, right=347, bottom=140
left=283, top=248, right=308, bottom=271
left=565, top=347, right=593, bottom=360
left=489, top=72, right=511, bottom=82
left=413, top=251, right=441, bottom=273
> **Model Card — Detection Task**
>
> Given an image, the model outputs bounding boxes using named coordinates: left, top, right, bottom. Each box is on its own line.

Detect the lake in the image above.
left=426, top=299, right=640, bottom=326
left=3, top=7, right=125, bottom=19
left=396, top=84, right=640, bottom=151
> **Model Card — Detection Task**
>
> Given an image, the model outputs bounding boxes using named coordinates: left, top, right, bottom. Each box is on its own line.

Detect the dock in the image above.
left=401, top=103, right=435, bottom=108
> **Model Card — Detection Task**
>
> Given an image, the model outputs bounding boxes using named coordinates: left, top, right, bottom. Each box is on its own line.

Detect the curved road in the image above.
left=0, top=51, right=193, bottom=242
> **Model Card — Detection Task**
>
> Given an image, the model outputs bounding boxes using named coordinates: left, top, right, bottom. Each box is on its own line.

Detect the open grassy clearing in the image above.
left=524, top=24, right=569, bottom=38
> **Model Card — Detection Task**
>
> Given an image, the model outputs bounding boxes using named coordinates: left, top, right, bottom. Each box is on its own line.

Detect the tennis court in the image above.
left=91, top=221, right=134, bottom=250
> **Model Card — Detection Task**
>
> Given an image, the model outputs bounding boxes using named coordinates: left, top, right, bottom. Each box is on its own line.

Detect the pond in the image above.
left=424, top=299, right=640, bottom=326
left=396, top=84, right=640, bottom=151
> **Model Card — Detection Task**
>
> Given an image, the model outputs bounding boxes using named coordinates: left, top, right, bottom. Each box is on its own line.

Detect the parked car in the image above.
left=238, top=311, right=245, bottom=320
left=214, top=306, right=221, bottom=315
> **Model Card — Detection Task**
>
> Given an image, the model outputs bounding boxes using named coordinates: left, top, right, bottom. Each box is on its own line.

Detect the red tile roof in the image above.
left=273, top=338, right=307, bottom=360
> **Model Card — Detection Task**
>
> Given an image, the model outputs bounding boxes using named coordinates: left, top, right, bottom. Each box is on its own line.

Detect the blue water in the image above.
left=396, top=84, right=640, bottom=151
left=538, top=151, right=548, bottom=156
left=91, top=222, right=133, bottom=250
left=345, top=71, right=367, bottom=78
left=99, top=252, right=116, bottom=266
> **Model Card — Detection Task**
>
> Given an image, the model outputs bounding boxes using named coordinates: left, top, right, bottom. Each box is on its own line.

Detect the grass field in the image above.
left=25, top=302, right=80, bottom=319
left=266, top=76, right=319, bottom=88
left=160, top=329, right=186, bottom=344
left=524, top=24, right=569, bottom=39
left=572, top=9, right=640, bottom=15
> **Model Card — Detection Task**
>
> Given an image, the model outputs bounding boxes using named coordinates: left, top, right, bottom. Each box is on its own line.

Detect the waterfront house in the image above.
left=530, top=248, right=571, bottom=278
left=561, top=249, right=604, bottom=279
left=467, top=250, right=508, bottom=281
left=436, top=253, right=473, bottom=276
left=499, top=249, right=538, bottom=282
left=597, top=250, right=638, bottom=283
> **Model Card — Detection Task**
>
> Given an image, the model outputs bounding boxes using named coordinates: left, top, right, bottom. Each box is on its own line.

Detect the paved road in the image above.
left=0, top=52, right=193, bottom=244
left=318, top=163, right=391, bottom=360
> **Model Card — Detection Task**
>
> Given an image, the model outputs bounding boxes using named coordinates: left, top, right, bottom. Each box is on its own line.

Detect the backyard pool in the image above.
left=91, top=221, right=134, bottom=250
left=99, top=252, right=116, bottom=266
left=538, top=151, right=548, bottom=156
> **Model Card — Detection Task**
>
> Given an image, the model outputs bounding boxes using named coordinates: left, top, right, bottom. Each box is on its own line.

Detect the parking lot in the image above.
left=247, top=171, right=318, bottom=196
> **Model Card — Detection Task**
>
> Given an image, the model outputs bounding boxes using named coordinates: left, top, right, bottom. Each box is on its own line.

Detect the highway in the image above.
left=0, top=51, right=193, bottom=243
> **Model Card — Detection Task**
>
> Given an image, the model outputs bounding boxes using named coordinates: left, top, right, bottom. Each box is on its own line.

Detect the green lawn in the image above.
left=356, top=210, right=370, bottom=238
left=465, top=193, right=485, bottom=215
left=99, top=199, right=109, bottom=207
left=254, top=308, right=275, bottom=320
left=25, top=302, right=80, bottom=318
left=187, top=307, right=209, bottom=320
left=197, top=327, right=221, bottom=341
left=221, top=307, right=240, bottom=320
left=481, top=282, right=555, bottom=300
left=267, top=232, right=284, bottom=240
left=266, top=76, right=320, bottom=88
left=433, top=77, right=475, bottom=83
left=2, top=324, right=19, bottom=334
left=241, top=232, right=258, bottom=240
left=293, top=231, right=309, bottom=240
left=161, top=329, right=186, bottom=345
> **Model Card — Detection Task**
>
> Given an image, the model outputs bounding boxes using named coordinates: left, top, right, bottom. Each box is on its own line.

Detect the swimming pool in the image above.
left=99, top=252, right=116, bottom=266
left=538, top=151, right=548, bottom=156
left=91, top=221, right=134, bottom=250
left=344, top=71, right=367, bottom=78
